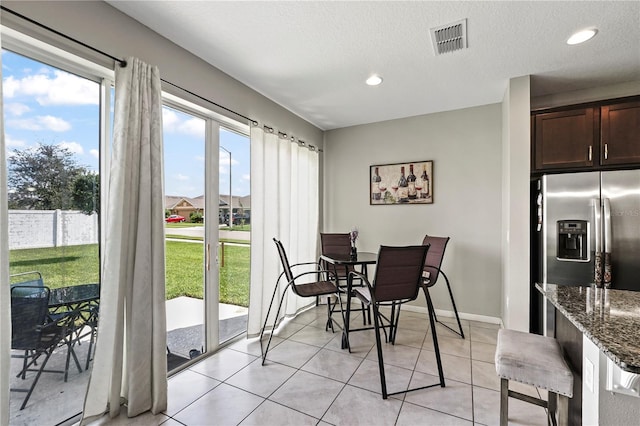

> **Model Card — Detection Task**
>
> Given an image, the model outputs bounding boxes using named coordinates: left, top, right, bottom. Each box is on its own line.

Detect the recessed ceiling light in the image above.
left=366, top=75, right=383, bottom=86
left=567, top=29, right=597, bottom=45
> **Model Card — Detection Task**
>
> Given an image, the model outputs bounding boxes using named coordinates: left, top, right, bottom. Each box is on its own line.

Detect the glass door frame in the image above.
left=163, top=94, right=249, bottom=355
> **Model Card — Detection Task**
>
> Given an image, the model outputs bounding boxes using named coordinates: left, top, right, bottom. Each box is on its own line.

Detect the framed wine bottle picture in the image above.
left=369, top=160, right=433, bottom=205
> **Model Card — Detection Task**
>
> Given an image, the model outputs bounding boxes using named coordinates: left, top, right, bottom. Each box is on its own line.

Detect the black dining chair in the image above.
left=319, top=232, right=370, bottom=325
left=350, top=245, right=446, bottom=399
left=421, top=235, right=464, bottom=338
left=10, top=286, right=71, bottom=410
left=259, top=238, right=346, bottom=365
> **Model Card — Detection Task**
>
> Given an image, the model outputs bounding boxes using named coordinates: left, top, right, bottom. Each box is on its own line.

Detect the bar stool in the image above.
left=495, top=329, right=573, bottom=426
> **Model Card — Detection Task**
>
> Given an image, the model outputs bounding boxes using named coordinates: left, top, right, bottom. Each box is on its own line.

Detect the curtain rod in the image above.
left=0, top=6, right=322, bottom=152
left=0, top=5, right=256, bottom=125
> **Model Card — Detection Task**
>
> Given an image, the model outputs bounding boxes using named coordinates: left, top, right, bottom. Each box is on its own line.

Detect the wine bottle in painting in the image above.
left=372, top=167, right=382, bottom=201
left=398, top=166, right=409, bottom=202
left=420, top=165, right=430, bottom=198
left=407, top=164, right=417, bottom=200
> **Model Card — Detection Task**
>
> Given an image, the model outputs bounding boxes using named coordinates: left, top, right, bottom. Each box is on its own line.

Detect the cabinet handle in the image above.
left=604, top=143, right=608, bottom=160
left=588, top=145, right=592, bottom=161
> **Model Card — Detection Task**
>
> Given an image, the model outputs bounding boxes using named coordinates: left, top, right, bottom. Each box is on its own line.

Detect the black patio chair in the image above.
left=319, top=232, right=370, bottom=324
left=350, top=245, right=446, bottom=399
left=260, top=238, right=345, bottom=365
left=10, top=286, right=71, bottom=410
left=9, top=271, right=44, bottom=296
left=421, top=235, right=464, bottom=338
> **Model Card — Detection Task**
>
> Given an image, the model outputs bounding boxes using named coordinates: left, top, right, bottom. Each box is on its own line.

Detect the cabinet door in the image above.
left=534, top=108, right=595, bottom=171
left=601, top=101, right=640, bottom=166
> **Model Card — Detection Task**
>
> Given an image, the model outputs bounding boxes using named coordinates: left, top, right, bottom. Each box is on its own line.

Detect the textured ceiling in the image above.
left=107, top=1, right=640, bottom=130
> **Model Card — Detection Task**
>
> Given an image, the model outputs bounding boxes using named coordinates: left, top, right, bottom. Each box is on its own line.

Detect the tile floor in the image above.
left=94, top=306, right=548, bottom=426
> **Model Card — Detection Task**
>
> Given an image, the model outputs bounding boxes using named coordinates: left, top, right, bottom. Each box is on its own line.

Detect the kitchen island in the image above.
left=537, top=283, right=640, bottom=425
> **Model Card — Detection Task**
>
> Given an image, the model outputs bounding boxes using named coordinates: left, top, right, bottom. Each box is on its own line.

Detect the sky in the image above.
left=2, top=49, right=251, bottom=199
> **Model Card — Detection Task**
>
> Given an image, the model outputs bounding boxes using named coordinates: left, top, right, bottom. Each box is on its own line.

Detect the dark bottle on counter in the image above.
left=398, top=166, right=408, bottom=202
left=372, top=167, right=382, bottom=201
left=420, top=165, right=430, bottom=199
left=407, top=164, right=417, bottom=200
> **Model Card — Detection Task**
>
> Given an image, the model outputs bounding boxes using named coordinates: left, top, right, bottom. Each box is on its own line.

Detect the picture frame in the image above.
left=370, top=160, right=433, bottom=205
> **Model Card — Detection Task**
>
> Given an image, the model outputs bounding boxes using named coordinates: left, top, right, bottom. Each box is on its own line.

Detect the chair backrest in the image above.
left=273, top=238, right=295, bottom=285
left=10, top=271, right=44, bottom=297
left=372, top=245, right=430, bottom=303
left=320, top=233, right=354, bottom=277
left=421, top=235, right=450, bottom=286
left=10, top=285, right=51, bottom=350
left=320, top=233, right=351, bottom=257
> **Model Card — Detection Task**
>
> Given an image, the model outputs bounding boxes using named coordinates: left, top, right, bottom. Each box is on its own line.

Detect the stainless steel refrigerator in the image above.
left=541, top=170, right=640, bottom=290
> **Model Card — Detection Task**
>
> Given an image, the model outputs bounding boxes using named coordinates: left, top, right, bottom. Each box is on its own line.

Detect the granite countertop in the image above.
left=536, top=283, right=640, bottom=373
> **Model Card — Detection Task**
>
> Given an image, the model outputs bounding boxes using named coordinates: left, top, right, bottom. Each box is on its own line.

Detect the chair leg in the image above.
left=548, top=391, right=557, bottom=426
left=326, top=296, right=335, bottom=332
left=500, top=378, right=509, bottom=426
left=19, top=348, right=55, bottom=410
left=424, top=288, right=445, bottom=387
left=63, top=333, right=83, bottom=382
left=440, top=271, right=465, bottom=338
left=371, top=303, right=389, bottom=399
left=260, top=284, right=292, bottom=365
left=389, top=302, right=402, bottom=344
left=556, top=394, right=569, bottom=426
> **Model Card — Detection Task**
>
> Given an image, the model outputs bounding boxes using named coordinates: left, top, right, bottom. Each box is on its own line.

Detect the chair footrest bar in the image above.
left=508, top=389, right=548, bottom=409
left=386, top=382, right=444, bottom=397
left=436, top=319, right=464, bottom=338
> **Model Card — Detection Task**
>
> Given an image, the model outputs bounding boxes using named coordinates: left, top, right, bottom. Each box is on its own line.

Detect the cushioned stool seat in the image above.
left=495, top=329, right=573, bottom=426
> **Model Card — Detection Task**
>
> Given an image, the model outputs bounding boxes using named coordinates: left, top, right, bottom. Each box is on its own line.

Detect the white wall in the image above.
left=323, top=104, right=503, bottom=319
left=501, top=76, right=531, bottom=331
left=2, top=1, right=324, bottom=147
left=8, top=210, right=98, bottom=249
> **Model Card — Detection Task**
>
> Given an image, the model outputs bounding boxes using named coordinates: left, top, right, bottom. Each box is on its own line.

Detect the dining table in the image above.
left=319, top=251, right=378, bottom=351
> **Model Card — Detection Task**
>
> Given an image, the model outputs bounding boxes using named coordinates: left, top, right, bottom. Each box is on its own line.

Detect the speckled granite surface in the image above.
left=537, top=283, right=640, bottom=373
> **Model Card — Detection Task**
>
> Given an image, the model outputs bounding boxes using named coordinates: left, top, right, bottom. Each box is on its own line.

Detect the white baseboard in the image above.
left=401, top=305, right=503, bottom=327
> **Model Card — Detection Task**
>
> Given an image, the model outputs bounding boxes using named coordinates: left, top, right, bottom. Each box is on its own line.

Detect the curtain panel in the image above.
left=247, top=127, right=320, bottom=337
left=0, top=26, right=11, bottom=426
left=81, top=57, right=167, bottom=423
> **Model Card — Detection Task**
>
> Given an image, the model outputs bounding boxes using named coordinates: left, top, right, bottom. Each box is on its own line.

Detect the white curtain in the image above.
left=0, top=26, right=10, bottom=426
left=81, top=57, right=167, bottom=423
left=247, top=127, right=320, bottom=337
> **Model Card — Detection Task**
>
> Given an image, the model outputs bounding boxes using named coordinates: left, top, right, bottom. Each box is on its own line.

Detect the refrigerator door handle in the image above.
left=603, top=197, right=613, bottom=286
left=603, top=198, right=612, bottom=253
left=593, top=198, right=601, bottom=253
left=593, top=198, right=602, bottom=285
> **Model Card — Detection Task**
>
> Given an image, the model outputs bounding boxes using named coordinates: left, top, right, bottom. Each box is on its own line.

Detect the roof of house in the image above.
left=166, top=195, right=250, bottom=210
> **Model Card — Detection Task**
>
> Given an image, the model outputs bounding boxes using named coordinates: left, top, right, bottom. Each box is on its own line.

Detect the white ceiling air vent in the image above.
left=430, top=19, right=467, bottom=55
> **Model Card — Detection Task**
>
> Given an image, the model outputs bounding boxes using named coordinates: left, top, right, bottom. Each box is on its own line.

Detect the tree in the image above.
left=8, top=144, right=97, bottom=212
left=72, top=172, right=100, bottom=215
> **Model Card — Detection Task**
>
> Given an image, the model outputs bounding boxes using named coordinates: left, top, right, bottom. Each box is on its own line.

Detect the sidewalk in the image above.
left=166, top=296, right=247, bottom=330
left=166, top=297, right=248, bottom=359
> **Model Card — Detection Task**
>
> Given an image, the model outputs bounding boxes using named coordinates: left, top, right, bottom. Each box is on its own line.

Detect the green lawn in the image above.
left=9, top=242, right=251, bottom=307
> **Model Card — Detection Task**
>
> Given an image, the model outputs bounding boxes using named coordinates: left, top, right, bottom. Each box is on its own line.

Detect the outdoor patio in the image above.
left=9, top=298, right=248, bottom=426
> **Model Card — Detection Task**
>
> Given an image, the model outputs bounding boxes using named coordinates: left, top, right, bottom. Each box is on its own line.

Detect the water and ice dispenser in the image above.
left=557, top=220, right=589, bottom=262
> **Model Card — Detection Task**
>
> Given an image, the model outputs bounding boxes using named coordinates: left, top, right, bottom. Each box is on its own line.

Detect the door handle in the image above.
left=206, top=243, right=211, bottom=271
left=603, top=198, right=612, bottom=287
left=603, top=198, right=612, bottom=254
left=593, top=198, right=602, bottom=285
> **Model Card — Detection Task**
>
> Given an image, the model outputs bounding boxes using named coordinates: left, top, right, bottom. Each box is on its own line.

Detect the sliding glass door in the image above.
left=217, top=127, right=250, bottom=345
left=4, top=48, right=102, bottom=425
left=163, top=104, right=251, bottom=367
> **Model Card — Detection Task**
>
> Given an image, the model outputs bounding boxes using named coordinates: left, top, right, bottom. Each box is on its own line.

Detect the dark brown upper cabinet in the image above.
left=600, top=101, right=640, bottom=166
left=532, top=97, right=640, bottom=173
left=534, top=108, right=596, bottom=171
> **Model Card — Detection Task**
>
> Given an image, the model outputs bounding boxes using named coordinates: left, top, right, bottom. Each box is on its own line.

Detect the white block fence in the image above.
left=8, top=210, right=99, bottom=250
